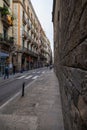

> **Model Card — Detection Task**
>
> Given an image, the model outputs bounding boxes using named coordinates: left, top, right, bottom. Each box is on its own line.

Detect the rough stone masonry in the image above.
left=52, top=0, right=87, bottom=130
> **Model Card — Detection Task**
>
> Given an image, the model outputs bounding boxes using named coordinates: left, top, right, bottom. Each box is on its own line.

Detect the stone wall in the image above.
left=52, top=0, right=87, bottom=130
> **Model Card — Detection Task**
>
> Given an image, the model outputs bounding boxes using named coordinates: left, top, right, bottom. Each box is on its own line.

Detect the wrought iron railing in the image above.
left=0, top=33, right=14, bottom=44
left=3, top=0, right=10, bottom=6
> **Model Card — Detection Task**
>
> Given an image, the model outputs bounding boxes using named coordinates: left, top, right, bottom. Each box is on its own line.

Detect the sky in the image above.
left=31, top=0, right=53, bottom=52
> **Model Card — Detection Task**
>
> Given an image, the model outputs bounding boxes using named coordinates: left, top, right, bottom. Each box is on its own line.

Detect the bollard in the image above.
left=22, top=82, right=25, bottom=97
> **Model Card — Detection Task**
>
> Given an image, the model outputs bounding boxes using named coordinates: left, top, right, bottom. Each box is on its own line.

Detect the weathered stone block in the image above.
left=53, top=0, right=87, bottom=130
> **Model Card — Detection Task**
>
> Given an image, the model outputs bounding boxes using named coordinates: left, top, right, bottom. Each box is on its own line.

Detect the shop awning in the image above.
left=0, top=52, right=9, bottom=57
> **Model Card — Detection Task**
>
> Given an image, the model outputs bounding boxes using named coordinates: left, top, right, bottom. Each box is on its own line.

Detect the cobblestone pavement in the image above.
left=0, top=70, right=64, bottom=130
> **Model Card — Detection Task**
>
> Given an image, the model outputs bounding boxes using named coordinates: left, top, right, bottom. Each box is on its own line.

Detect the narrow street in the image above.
left=0, top=69, right=64, bottom=130
left=0, top=68, right=48, bottom=106
left=0, top=0, right=86, bottom=129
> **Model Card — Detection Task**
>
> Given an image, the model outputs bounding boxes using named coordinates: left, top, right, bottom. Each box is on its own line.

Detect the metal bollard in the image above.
left=22, top=82, right=25, bottom=97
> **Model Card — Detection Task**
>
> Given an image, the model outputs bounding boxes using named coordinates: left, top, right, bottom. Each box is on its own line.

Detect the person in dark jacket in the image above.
left=13, top=65, right=16, bottom=75
left=4, top=65, right=9, bottom=79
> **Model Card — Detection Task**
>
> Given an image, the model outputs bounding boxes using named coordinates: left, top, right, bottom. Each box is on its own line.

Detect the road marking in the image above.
left=0, top=78, right=39, bottom=110
left=37, top=71, right=40, bottom=73
left=17, top=75, right=26, bottom=79
left=0, top=72, right=43, bottom=110
left=0, top=92, right=20, bottom=110
left=32, top=76, right=39, bottom=80
left=42, top=71, right=45, bottom=74
left=25, top=75, right=32, bottom=79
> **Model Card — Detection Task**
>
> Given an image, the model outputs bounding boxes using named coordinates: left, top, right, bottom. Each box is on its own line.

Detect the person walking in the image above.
left=13, top=65, right=16, bottom=75
left=4, top=65, right=9, bottom=79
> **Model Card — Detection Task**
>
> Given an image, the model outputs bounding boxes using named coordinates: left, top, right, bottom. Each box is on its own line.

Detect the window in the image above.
left=3, top=28, right=8, bottom=39
left=22, top=39, right=25, bottom=48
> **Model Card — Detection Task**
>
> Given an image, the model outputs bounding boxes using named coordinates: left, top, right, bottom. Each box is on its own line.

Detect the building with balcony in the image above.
left=13, top=0, right=52, bottom=71
left=0, top=0, right=14, bottom=76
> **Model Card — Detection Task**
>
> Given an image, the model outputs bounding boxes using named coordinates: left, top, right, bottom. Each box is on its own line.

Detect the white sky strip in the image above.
left=32, top=76, right=39, bottom=80
left=17, top=75, right=26, bottom=79
left=25, top=75, right=32, bottom=79
left=31, top=0, right=53, bottom=52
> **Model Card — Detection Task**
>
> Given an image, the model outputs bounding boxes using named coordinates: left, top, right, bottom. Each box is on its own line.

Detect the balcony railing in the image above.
left=22, top=30, right=28, bottom=39
left=23, top=15, right=27, bottom=25
left=18, top=46, right=38, bottom=57
left=27, top=34, right=32, bottom=42
left=31, top=27, right=34, bottom=34
left=0, top=33, right=14, bottom=45
left=27, top=21, right=31, bottom=30
left=0, top=6, right=14, bottom=27
left=32, top=41, right=38, bottom=48
left=1, top=14, right=13, bottom=27
left=40, top=53, right=47, bottom=60
left=23, top=0, right=26, bottom=9
left=3, top=0, right=10, bottom=6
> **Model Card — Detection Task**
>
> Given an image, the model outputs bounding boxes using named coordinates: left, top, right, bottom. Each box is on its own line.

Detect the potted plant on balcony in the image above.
left=0, top=7, right=10, bottom=16
left=0, top=6, right=15, bottom=26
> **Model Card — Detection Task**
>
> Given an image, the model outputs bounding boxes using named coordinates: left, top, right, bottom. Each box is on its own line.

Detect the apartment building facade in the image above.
left=0, top=0, right=14, bottom=76
left=13, top=0, right=51, bottom=72
left=0, top=0, right=52, bottom=75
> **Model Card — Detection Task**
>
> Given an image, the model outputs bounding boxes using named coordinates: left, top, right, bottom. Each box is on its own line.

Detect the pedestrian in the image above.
left=13, top=65, right=16, bottom=75
left=49, top=64, right=53, bottom=70
left=4, top=65, right=9, bottom=79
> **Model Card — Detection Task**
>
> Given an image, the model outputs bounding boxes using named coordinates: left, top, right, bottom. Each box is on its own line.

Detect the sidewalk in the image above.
left=0, top=70, right=64, bottom=130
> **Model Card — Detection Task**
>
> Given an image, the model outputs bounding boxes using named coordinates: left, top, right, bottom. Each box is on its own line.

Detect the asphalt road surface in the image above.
left=0, top=67, right=49, bottom=106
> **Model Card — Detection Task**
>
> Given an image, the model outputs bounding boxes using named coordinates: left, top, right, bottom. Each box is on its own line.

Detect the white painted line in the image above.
left=32, top=76, right=39, bottom=80
left=0, top=92, right=20, bottom=110
left=25, top=75, right=32, bottom=79
left=37, top=71, right=40, bottom=73
left=0, top=78, right=38, bottom=110
left=17, top=75, right=26, bottom=79
left=0, top=72, right=43, bottom=110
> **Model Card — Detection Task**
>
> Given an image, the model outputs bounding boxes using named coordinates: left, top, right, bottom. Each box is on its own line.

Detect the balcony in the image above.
left=18, top=46, right=38, bottom=58
left=27, top=21, right=31, bottom=30
left=1, top=15, right=13, bottom=27
left=0, top=33, right=14, bottom=45
left=1, top=7, right=14, bottom=27
left=40, top=53, right=47, bottom=60
left=9, top=37, right=14, bottom=44
left=31, top=28, right=34, bottom=34
left=41, top=48, right=48, bottom=55
left=32, top=28, right=35, bottom=33
left=22, top=30, right=28, bottom=39
left=23, top=0, right=26, bottom=9
left=3, top=0, right=10, bottom=6
left=27, top=34, right=32, bottom=42
left=28, top=49, right=38, bottom=58
left=34, top=30, right=37, bottom=36
left=23, top=15, right=27, bottom=25
left=32, top=41, right=38, bottom=48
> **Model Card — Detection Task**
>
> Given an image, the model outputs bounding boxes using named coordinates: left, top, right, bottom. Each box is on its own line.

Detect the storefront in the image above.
left=0, top=52, right=9, bottom=76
